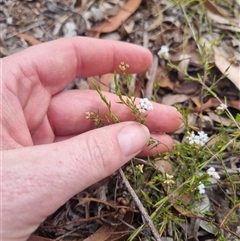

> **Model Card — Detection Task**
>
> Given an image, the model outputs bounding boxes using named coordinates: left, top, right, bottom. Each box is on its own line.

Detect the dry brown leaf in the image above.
left=215, top=23, right=240, bottom=32
left=75, top=79, right=89, bottom=90
left=189, top=98, right=213, bottom=113
left=190, top=96, right=201, bottom=107
left=207, top=10, right=240, bottom=32
left=157, top=66, right=174, bottom=90
left=99, top=73, right=114, bottom=92
left=214, top=52, right=240, bottom=90
left=175, top=81, right=201, bottom=95
left=27, top=235, right=52, bottom=241
left=190, top=98, right=240, bottom=113
left=177, top=53, right=191, bottom=80
left=172, top=192, right=194, bottom=218
left=208, top=112, right=232, bottom=126
left=101, top=32, right=121, bottom=41
left=78, top=197, right=117, bottom=209
left=133, top=72, right=145, bottom=97
left=155, top=160, right=173, bottom=175
left=105, top=211, right=134, bottom=241
left=169, top=40, right=201, bottom=80
left=193, top=196, right=218, bottom=234
left=146, top=14, right=163, bottom=32
left=0, top=46, right=24, bottom=56
left=214, top=44, right=235, bottom=62
left=17, top=33, right=41, bottom=45
left=163, top=16, right=181, bottom=28
left=81, top=0, right=88, bottom=9
left=84, top=223, right=116, bottom=241
left=228, top=100, right=240, bottom=110
left=122, top=20, right=135, bottom=34
left=207, top=135, right=222, bottom=147
left=83, top=211, right=134, bottom=241
left=93, top=0, right=142, bottom=33
left=161, top=94, right=190, bottom=106
left=205, top=0, right=225, bottom=16
left=175, top=114, right=198, bottom=134
left=88, top=74, right=114, bottom=92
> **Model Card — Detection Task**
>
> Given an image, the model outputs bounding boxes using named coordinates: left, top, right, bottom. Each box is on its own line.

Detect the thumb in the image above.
left=2, top=122, right=149, bottom=240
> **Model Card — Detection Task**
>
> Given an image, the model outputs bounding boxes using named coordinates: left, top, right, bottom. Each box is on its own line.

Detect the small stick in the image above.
left=119, top=168, right=162, bottom=241
left=5, top=20, right=45, bottom=40
left=145, top=55, right=158, bottom=100
left=220, top=202, right=240, bottom=228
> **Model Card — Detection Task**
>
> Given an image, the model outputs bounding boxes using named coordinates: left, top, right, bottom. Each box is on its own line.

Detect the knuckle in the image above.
left=86, top=134, right=116, bottom=171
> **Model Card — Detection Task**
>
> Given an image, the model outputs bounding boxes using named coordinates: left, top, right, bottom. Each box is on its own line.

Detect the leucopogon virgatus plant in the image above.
left=85, top=62, right=240, bottom=241
left=86, top=62, right=154, bottom=128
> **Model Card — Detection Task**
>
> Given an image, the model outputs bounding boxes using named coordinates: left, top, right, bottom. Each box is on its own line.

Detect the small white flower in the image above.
left=6, top=17, right=13, bottom=25
left=186, top=132, right=197, bottom=145
left=164, top=174, right=175, bottom=185
left=63, top=22, right=77, bottom=37
left=197, top=131, right=209, bottom=146
left=166, top=174, right=174, bottom=179
left=187, top=131, right=209, bottom=146
left=157, top=45, right=170, bottom=60
left=136, top=98, right=153, bottom=113
left=136, top=164, right=144, bottom=173
left=198, top=182, right=206, bottom=194
left=216, top=103, right=227, bottom=110
left=216, top=103, right=228, bottom=114
left=207, top=167, right=220, bottom=181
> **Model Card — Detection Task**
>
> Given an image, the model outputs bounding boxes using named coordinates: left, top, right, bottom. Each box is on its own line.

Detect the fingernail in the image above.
left=118, top=123, right=150, bottom=157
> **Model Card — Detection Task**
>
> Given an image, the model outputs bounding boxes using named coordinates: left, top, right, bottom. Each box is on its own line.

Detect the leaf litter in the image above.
left=2, top=0, right=240, bottom=240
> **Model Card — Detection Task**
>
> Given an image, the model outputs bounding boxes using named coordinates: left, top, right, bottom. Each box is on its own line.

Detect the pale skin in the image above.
left=1, top=37, right=182, bottom=241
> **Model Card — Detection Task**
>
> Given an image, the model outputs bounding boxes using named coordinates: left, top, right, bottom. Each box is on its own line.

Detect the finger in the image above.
left=54, top=133, right=173, bottom=157
left=48, top=89, right=182, bottom=135
left=5, top=37, right=152, bottom=95
left=2, top=122, right=149, bottom=240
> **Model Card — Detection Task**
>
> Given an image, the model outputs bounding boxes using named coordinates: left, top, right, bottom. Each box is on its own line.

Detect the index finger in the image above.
left=5, top=37, right=153, bottom=95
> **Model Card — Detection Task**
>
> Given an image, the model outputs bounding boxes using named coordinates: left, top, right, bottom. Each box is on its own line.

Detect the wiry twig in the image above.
left=220, top=202, right=240, bottom=228
left=192, top=215, right=240, bottom=239
left=145, top=55, right=158, bottom=100
left=5, top=20, right=45, bottom=40
left=54, top=226, right=83, bottom=241
left=119, top=168, right=162, bottom=241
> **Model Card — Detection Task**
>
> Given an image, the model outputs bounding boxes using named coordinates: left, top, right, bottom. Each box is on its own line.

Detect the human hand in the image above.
left=1, top=37, right=181, bottom=241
